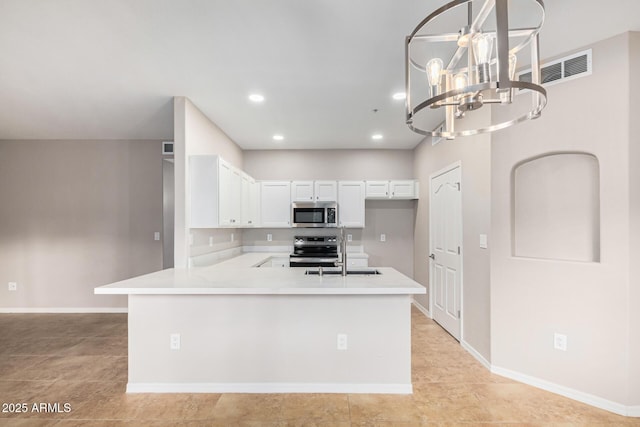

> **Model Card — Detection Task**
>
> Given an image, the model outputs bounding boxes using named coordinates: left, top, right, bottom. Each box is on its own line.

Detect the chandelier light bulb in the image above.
left=508, top=53, right=517, bottom=80
left=453, top=72, right=468, bottom=91
left=426, top=58, right=444, bottom=88
left=500, top=53, right=519, bottom=103
left=472, top=32, right=494, bottom=83
left=472, top=33, right=494, bottom=65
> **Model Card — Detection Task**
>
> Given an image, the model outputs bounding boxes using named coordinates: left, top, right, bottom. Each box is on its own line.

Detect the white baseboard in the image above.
left=491, top=365, right=637, bottom=417
left=461, top=340, right=491, bottom=370
left=0, top=307, right=127, bottom=314
left=411, top=299, right=431, bottom=318
left=127, top=382, right=412, bottom=394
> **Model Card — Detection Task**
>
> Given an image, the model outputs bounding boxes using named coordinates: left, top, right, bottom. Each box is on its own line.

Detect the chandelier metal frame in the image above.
left=405, top=0, right=547, bottom=138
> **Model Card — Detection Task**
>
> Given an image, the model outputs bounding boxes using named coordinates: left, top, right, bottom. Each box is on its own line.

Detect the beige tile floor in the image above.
left=0, top=308, right=637, bottom=426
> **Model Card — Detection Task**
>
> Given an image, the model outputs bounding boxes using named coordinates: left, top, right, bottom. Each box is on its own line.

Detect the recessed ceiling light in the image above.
left=249, top=94, right=265, bottom=103
left=371, top=134, right=383, bottom=140
left=273, top=134, right=284, bottom=141
left=392, top=92, right=406, bottom=100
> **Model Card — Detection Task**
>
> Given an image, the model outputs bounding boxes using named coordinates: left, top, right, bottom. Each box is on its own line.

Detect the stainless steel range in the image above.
left=289, top=235, right=339, bottom=268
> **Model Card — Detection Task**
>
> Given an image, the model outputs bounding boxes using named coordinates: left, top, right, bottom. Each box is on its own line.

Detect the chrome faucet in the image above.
left=334, top=227, right=348, bottom=276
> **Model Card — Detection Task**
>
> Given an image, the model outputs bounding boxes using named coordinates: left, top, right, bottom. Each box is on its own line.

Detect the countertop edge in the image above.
left=94, top=287, right=425, bottom=295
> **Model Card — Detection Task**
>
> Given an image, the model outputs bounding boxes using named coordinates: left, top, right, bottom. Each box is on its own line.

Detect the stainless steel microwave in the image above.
left=291, top=202, right=338, bottom=228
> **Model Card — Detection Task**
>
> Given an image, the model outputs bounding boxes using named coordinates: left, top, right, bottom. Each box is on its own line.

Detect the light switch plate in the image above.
left=170, top=333, right=181, bottom=350
left=8, top=282, right=17, bottom=291
left=380, top=234, right=386, bottom=242
left=154, top=232, right=160, bottom=241
left=479, top=234, right=488, bottom=249
left=347, top=234, right=352, bottom=242
left=337, top=333, right=348, bottom=350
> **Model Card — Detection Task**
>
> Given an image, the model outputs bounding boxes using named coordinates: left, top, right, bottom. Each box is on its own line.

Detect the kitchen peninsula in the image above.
left=95, top=253, right=426, bottom=394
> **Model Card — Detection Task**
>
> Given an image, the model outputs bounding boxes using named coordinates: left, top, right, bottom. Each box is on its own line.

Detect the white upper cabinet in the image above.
left=365, top=180, right=419, bottom=200
left=365, top=181, right=390, bottom=199
left=219, top=160, right=242, bottom=226
left=261, top=181, right=291, bottom=227
left=314, top=181, right=337, bottom=201
left=241, top=174, right=260, bottom=227
left=190, top=155, right=258, bottom=229
left=249, top=179, right=261, bottom=227
left=291, top=180, right=337, bottom=202
left=338, top=181, right=365, bottom=228
left=291, top=181, right=314, bottom=202
left=389, top=180, right=418, bottom=199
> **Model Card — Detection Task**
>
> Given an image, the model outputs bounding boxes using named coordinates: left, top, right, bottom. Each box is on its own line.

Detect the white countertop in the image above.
left=95, top=253, right=425, bottom=296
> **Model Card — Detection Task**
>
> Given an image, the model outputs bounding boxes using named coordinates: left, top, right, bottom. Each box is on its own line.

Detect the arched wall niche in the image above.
left=511, top=152, right=600, bottom=262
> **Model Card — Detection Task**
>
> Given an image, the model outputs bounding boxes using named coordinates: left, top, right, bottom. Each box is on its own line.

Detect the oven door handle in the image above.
left=289, top=257, right=339, bottom=264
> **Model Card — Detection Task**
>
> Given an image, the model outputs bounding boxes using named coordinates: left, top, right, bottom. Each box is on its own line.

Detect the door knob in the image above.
left=429, top=254, right=435, bottom=260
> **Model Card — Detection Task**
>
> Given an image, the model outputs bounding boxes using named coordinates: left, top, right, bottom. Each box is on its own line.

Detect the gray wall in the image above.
left=491, top=33, right=634, bottom=406
left=244, top=149, right=415, bottom=181
left=243, top=150, right=416, bottom=277
left=0, top=139, right=163, bottom=310
left=412, top=109, right=492, bottom=362
left=630, top=31, right=640, bottom=407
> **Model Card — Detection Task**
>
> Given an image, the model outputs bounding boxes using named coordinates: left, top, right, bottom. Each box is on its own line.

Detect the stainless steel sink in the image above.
left=305, top=269, right=381, bottom=276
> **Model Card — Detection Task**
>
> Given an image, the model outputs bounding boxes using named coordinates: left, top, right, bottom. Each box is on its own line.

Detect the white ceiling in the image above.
left=0, top=0, right=639, bottom=150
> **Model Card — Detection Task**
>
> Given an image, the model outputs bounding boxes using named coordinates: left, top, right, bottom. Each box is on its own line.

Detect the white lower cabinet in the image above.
left=260, top=181, right=291, bottom=227
left=270, top=257, right=290, bottom=268
left=347, top=257, right=368, bottom=268
left=338, top=181, right=365, bottom=228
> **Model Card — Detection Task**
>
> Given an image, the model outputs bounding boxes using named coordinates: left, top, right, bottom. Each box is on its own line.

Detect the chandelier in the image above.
left=405, top=0, right=547, bottom=138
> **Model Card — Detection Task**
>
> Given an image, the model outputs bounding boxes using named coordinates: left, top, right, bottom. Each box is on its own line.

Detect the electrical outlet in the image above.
left=8, top=282, right=17, bottom=291
left=554, top=333, right=567, bottom=351
left=267, top=234, right=272, bottom=242
left=347, top=234, right=352, bottom=242
left=337, top=333, right=348, bottom=350
left=380, top=234, right=386, bottom=242
left=170, top=333, right=181, bottom=350
left=154, top=232, right=160, bottom=241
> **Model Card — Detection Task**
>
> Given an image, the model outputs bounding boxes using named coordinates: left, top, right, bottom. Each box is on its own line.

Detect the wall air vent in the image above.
left=162, top=141, right=174, bottom=155
left=517, top=49, right=592, bottom=89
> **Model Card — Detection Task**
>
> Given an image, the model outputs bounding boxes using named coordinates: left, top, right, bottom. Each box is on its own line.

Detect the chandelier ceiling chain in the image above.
left=405, top=0, right=547, bottom=139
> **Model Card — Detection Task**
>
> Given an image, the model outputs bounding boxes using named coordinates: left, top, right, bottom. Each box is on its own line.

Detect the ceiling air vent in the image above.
left=517, top=49, right=592, bottom=90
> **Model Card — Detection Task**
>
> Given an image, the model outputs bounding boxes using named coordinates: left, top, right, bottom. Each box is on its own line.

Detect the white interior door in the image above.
left=429, top=165, right=462, bottom=340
